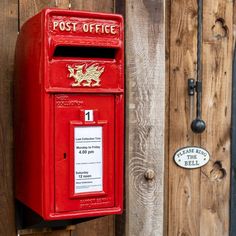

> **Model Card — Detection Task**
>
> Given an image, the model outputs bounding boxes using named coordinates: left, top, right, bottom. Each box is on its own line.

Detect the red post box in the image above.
left=14, top=8, right=124, bottom=220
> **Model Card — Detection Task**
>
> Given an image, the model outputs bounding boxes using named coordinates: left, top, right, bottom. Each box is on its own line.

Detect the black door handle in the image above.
left=188, top=79, right=206, bottom=133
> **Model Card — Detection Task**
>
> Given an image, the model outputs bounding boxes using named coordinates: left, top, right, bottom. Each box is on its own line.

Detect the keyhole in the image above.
left=64, top=153, right=67, bottom=159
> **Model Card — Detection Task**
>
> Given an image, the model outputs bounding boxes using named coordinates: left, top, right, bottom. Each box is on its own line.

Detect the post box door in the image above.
left=54, top=94, right=115, bottom=212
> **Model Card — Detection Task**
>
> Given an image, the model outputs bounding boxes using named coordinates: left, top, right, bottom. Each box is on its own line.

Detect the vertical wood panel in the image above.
left=25, top=230, right=71, bottom=236
left=114, top=0, right=124, bottom=15
left=200, top=1, right=233, bottom=235
left=125, top=0, right=165, bottom=235
left=18, top=228, right=74, bottom=236
left=231, top=3, right=236, bottom=234
left=164, top=0, right=171, bottom=235
left=168, top=0, right=200, bottom=236
left=19, top=0, right=70, bottom=26
left=70, top=0, right=114, bottom=13
left=71, top=216, right=114, bottom=236
left=0, top=1, right=18, bottom=236
left=168, top=0, right=200, bottom=235
left=168, top=0, right=233, bottom=235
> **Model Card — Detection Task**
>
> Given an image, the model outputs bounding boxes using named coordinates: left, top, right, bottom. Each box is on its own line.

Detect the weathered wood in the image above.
left=231, top=53, right=236, bottom=235
left=125, top=0, right=165, bottom=235
left=164, top=0, right=171, bottom=235
left=70, top=0, right=114, bottom=12
left=168, top=0, right=200, bottom=235
left=200, top=1, right=233, bottom=235
left=18, top=228, right=73, bottom=236
left=115, top=0, right=124, bottom=15
left=231, top=3, right=236, bottom=235
left=19, top=0, right=70, bottom=26
left=71, top=216, right=114, bottom=236
left=0, top=1, right=18, bottom=236
left=25, top=233, right=69, bottom=236
left=167, top=0, right=233, bottom=235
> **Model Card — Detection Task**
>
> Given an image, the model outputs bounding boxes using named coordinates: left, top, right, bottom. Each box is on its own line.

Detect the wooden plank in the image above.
left=164, top=0, right=171, bottom=235
left=231, top=4, right=236, bottom=233
left=168, top=0, right=233, bottom=235
left=231, top=54, right=236, bottom=234
left=168, top=0, right=200, bottom=235
left=0, top=1, right=18, bottom=236
left=71, top=216, right=114, bottom=236
left=125, top=0, right=165, bottom=235
left=68, top=1, right=115, bottom=235
left=19, top=0, right=70, bottom=26
left=200, top=1, right=233, bottom=235
left=70, top=0, right=114, bottom=13
left=115, top=0, right=124, bottom=15
left=19, top=229, right=72, bottom=236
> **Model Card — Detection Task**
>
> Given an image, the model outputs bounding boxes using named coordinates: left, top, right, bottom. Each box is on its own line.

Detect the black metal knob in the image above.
left=191, top=118, right=206, bottom=133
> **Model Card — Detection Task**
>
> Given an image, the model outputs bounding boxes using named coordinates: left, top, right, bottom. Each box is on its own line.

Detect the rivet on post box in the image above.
left=14, top=8, right=124, bottom=221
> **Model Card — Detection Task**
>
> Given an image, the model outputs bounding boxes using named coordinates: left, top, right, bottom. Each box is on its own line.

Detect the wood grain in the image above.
left=200, top=0, right=233, bottom=235
left=125, top=0, right=165, bottom=235
left=164, top=0, right=171, bottom=235
left=231, top=2, right=236, bottom=235
left=168, top=0, right=200, bottom=235
left=71, top=216, right=114, bottom=236
left=25, top=233, right=69, bottom=236
left=19, top=229, right=72, bottom=236
left=167, top=0, right=233, bottom=235
left=19, top=0, right=70, bottom=27
left=0, top=1, right=18, bottom=236
left=70, top=0, right=114, bottom=13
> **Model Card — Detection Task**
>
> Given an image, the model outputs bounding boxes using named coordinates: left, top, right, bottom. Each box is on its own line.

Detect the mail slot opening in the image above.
left=53, top=46, right=117, bottom=59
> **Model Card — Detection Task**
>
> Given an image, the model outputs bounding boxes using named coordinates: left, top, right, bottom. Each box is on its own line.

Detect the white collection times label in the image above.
left=74, top=126, right=103, bottom=194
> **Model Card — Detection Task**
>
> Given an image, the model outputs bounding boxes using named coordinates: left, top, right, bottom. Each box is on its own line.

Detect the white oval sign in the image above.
left=174, top=146, right=210, bottom=169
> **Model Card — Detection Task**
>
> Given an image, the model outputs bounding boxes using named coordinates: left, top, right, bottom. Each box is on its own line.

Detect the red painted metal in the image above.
left=14, top=8, right=124, bottom=220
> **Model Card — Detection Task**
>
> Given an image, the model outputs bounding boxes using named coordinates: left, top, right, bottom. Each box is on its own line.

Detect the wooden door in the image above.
left=167, top=0, right=233, bottom=235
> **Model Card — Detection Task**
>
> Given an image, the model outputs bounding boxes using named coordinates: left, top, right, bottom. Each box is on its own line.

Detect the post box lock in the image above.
left=14, top=8, right=124, bottom=221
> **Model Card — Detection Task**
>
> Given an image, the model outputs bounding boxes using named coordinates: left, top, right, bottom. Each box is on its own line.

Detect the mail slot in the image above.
left=14, top=8, right=124, bottom=220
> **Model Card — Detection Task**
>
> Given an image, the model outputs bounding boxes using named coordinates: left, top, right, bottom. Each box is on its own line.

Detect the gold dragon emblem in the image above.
left=67, top=64, right=105, bottom=87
